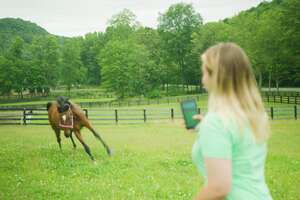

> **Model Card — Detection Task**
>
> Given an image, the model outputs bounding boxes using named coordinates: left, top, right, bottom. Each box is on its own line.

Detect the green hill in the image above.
left=0, top=18, right=49, bottom=53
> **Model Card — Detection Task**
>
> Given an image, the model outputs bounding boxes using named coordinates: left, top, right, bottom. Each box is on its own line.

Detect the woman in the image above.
left=192, top=43, right=272, bottom=199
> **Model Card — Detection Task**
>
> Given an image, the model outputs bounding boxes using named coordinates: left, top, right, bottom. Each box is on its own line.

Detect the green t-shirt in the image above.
left=192, top=112, right=272, bottom=200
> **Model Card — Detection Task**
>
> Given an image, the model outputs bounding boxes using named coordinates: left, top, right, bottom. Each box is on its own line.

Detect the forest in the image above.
left=0, top=0, right=299, bottom=99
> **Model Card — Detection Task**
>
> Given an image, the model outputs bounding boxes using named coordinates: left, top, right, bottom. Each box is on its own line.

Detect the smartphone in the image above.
left=180, top=99, right=199, bottom=129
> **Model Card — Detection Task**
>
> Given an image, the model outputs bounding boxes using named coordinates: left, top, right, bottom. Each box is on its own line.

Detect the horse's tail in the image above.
left=46, top=102, right=52, bottom=111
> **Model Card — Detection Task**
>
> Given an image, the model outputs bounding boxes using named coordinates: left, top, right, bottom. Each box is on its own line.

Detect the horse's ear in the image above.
left=56, top=96, right=63, bottom=103
left=56, top=96, right=69, bottom=103
left=46, top=102, right=52, bottom=111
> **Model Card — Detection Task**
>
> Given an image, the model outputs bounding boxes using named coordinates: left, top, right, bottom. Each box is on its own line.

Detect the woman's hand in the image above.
left=193, top=114, right=204, bottom=122
left=176, top=114, right=204, bottom=131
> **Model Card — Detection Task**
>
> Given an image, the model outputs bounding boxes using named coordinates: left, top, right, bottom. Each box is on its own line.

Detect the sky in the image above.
left=0, top=0, right=268, bottom=37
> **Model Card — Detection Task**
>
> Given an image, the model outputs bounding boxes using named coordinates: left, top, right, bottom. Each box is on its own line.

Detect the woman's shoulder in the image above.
left=203, top=112, right=240, bottom=131
left=199, top=112, right=225, bottom=133
left=199, top=112, right=236, bottom=140
left=202, top=112, right=222, bottom=125
left=202, top=112, right=255, bottom=143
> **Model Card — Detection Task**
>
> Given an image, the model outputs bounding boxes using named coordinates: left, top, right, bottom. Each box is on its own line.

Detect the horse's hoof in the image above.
left=107, top=148, right=113, bottom=156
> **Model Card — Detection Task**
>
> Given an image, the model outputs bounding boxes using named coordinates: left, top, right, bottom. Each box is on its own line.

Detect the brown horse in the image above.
left=46, top=96, right=112, bottom=160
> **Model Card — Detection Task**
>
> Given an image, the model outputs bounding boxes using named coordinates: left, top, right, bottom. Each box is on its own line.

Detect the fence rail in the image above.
left=263, top=95, right=300, bottom=105
left=0, top=105, right=297, bottom=125
left=261, top=91, right=300, bottom=97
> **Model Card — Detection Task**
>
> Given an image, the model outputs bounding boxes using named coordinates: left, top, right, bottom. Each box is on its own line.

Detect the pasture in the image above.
left=0, top=120, right=299, bottom=200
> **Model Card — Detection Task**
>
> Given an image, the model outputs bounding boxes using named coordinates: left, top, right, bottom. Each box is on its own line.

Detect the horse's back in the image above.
left=70, top=103, right=93, bottom=129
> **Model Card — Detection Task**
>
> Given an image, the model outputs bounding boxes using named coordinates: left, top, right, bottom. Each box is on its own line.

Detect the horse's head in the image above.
left=56, top=96, right=71, bottom=113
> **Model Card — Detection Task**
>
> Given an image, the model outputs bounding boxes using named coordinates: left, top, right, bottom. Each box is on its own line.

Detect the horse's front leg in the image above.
left=69, top=131, right=76, bottom=149
left=74, top=130, right=94, bottom=160
left=54, top=129, right=62, bottom=150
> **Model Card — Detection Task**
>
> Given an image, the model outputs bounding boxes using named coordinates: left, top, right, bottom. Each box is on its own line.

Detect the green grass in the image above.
left=0, top=121, right=299, bottom=200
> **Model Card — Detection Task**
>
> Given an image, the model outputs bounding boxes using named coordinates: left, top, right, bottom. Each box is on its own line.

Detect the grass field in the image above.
left=0, top=120, right=299, bottom=200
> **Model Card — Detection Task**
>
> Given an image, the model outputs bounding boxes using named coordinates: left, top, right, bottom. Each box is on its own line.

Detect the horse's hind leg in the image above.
left=89, top=127, right=112, bottom=156
left=70, top=131, right=76, bottom=149
left=74, top=130, right=94, bottom=161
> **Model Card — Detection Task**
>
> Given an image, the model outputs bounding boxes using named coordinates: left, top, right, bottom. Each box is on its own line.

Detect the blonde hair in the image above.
left=202, top=43, right=270, bottom=142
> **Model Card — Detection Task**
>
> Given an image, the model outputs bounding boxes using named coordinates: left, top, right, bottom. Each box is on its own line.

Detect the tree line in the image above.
left=0, top=0, right=299, bottom=99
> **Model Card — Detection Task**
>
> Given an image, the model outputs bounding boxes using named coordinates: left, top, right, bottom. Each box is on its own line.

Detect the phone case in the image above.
left=180, top=99, right=199, bottom=129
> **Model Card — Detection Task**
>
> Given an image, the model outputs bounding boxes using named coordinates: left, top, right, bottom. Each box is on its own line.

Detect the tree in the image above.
left=105, top=9, right=140, bottom=41
left=5, top=36, right=28, bottom=98
left=278, top=0, right=300, bottom=86
left=80, top=32, right=105, bottom=85
left=99, top=39, right=156, bottom=99
left=28, top=36, right=60, bottom=95
left=134, top=27, right=165, bottom=93
left=0, top=56, right=14, bottom=95
left=99, top=9, right=163, bottom=98
left=158, top=3, right=202, bottom=87
left=61, top=39, right=86, bottom=91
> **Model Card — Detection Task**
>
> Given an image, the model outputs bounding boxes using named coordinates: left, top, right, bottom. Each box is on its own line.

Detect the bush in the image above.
left=146, top=89, right=161, bottom=99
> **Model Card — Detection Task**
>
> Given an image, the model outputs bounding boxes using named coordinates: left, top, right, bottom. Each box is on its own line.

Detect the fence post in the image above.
left=267, top=95, right=269, bottom=102
left=143, top=109, right=147, bottom=122
left=115, top=109, right=118, bottom=124
left=288, top=96, right=290, bottom=104
left=198, top=108, right=201, bottom=114
left=270, top=107, right=274, bottom=120
left=294, top=106, right=297, bottom=120
left=171, top=108, right=174, bottom=120
left=294, top=96, right=297, bottom=104
left=273, top=95, right=275, bottom=103
left=23, top=108, right=27, bottom=125
left=280, top=96, right=282, bottom=103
